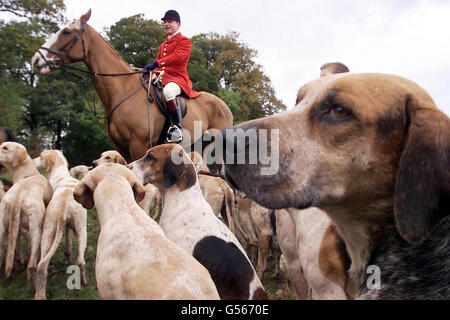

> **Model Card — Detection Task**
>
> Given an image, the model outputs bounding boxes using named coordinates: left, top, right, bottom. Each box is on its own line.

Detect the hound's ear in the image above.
left=162, top=150, right=196, bottom=190
left=80, top=9, right=91, bottom=25
left=44, top=156, right=55, bottom=173
left=128, top=173, right=146, bottom=203
left=74, top=178, right=94, bottom=210
left=13, top=149, right=28, bottom=168
left=162, top=156, right=182, bottom=189
left=394, top=95, right=450, bottom=245
left=117, top=155, right=127, bottom=166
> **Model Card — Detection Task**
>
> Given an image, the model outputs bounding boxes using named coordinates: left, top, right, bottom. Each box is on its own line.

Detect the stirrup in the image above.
left=167, top=125, right=183, bottom=143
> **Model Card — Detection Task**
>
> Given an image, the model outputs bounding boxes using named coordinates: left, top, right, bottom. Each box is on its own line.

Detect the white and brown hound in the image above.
left=221, top=73, right=450, bottom=299
left=128, top=144, right=268, bottom=300
left=93, top=150, right=161, bottom=219
left=0, top=142, right=52, bottom=281
left=33, top=150, right=88, bottom=300
left=74, top=163, right=220, bottom=300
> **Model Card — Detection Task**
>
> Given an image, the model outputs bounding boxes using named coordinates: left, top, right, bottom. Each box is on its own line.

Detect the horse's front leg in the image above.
left=128, top=134, right=149, bottom=161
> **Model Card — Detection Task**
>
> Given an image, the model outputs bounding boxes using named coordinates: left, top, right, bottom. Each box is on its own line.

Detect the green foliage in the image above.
left=106, top=14, right=165, bottom=68
left=0, top=78, right=24, bottom=131
left=62, top=104, right=115, bottom=166
left=217, top=87, right=241, bottom=115
left=0, top=0, right=65, bottom=33
left=191, top=32, right=286, bottom=123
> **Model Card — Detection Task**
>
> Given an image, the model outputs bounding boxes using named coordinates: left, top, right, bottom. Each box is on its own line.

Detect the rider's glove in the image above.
left=143, top=61, right=160, bottom=73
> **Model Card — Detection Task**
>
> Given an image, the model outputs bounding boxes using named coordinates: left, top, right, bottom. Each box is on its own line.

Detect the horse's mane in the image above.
left=91, top=26, right=134, bottom=70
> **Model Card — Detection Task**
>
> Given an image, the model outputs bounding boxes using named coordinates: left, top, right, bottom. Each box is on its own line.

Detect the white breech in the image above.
left=163, top=82, right=181, bottom=101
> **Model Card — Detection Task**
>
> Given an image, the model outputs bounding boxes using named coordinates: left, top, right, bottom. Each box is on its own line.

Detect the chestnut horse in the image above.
left=31, top=10, right=233, bottom=161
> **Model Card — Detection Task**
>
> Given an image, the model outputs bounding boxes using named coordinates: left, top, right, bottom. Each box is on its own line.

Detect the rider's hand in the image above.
left=143, top=61, right=159, bottom=72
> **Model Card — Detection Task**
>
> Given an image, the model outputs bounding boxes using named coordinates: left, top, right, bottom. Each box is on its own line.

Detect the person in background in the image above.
left=320, top=62, right=350, bottom=77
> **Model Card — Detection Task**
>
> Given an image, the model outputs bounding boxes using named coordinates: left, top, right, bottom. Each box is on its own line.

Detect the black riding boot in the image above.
left=167, top=99, right=183, bottom=143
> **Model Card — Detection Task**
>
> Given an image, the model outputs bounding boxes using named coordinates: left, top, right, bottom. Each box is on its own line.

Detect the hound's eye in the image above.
left=62, top=30, right=71, bottom=35
left=105, top=156, right=111, bottom=160
left=2, top=146, right=8, bottom=150
left=145, top=153, right=154, bottom=161
left=330, top=105, right=353, bottom=119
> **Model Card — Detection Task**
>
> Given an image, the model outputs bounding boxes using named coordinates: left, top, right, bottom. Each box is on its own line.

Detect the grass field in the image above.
left=0, top=173, right=295, bottom=300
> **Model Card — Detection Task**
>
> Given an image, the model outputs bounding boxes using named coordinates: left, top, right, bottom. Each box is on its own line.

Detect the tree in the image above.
left=62, top=104, right=115, bottom=166
left=0, top=0, right=65, bottom=33
left=191, top=32, right=286, bottom=123
left=0, top=4, right=113, bottom=161
left=0, top=20, right=43, bottom=133
left=106, top=14, right=165, bottom=68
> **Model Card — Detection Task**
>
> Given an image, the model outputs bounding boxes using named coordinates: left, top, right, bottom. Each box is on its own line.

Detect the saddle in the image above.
left=152, top=81, right=188, bottom=145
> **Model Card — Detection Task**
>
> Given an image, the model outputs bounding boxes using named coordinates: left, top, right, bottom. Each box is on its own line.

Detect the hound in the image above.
left=69, top=165, right=92, bottom=179
left=274, top=210, right=310, bottom=300
left=188, top=151, right=237, bottom=233
left=235, top=196, right=259, bottom=262
left=0, top=179, right=4, bottom=203
left=93, top=150, right=161, bottom=219
left=276, top=208, right=350, bottom=300
left=74, top=163, right=220, bottom=300
left=236, top=196, right=280, bottom=280
left=189, top=151, right=210, bottom=173
left=220, top=73, right=450, bottom=299
left=0, top=142, right=52, bottom=281
left=33, top=150, right=88, bottom=300
left=128, top=144, right=268, bottom=300
left=197, top=174, right=236, bottom=233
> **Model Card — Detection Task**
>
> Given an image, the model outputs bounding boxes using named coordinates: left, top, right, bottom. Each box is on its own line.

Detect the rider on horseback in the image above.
left=144, top=10, right=200, bottom=143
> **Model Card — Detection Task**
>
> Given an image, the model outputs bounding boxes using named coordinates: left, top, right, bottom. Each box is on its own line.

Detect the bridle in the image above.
left=37, top=23, right=141, bottom=78
left=37, top=23, right=88, bottom=71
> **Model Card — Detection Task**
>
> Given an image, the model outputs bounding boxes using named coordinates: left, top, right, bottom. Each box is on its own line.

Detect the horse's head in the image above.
left=32, top=9, right=92, bottom=75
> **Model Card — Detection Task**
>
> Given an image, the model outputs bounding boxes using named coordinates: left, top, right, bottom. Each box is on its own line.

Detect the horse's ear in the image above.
left=394, top=95, right=450, bottom=245
left=80, top=9, right=92, bottom=25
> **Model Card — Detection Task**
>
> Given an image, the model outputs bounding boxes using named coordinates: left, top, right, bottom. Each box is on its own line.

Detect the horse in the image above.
left=31, top=9, right=233, bottom=161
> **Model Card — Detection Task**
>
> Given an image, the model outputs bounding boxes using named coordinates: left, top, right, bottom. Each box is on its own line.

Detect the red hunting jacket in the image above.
left=155, top=33, right=200, bottom=99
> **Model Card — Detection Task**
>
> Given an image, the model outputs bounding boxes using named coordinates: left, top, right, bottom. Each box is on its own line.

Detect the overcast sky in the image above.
left=4, top=0, right=450, bottom=116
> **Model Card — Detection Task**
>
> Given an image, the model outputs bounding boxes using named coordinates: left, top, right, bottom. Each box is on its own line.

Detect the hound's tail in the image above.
left=39, top=192, right=70, bottom=266
left=226, top=187, right=248, bottom=242
left=224, top=186, right=236, bottom=234
left=5, top=202, right=21, bottom=278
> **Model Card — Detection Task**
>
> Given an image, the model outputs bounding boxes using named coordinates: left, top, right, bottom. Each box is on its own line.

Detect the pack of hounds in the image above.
left=0, top=72, right=449, bottom=300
